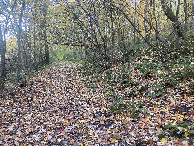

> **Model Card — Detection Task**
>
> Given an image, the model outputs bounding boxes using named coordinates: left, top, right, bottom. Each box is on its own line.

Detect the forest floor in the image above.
left=0, top=62, right=193, bottom=145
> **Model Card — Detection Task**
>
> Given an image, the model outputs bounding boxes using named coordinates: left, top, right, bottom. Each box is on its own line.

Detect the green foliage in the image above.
left=88, top=83, right=98, bottom=92
left=7, top=71, right=28, bottom=82
left=172, top=58, right=193, bottom=80
left=139, top=61, right=161, bottom=77
left=80, top=49, right=109, bottom=75
left=50, top=45, right=83, bottom=64
left=110, top=98, right=148, bottom=119
left=158, top=122, right=194, bottom=139
left=161, top=57, right=193, bottom=88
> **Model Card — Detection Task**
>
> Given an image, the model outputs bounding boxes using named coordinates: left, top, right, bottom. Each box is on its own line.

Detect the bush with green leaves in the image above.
left=158, top=122, right=194, bottom=139
left=50, top=45, right=83, bottom=64
left=110, top=98, right=148, bottom=119
left=139, top=61, right=162, bottom=78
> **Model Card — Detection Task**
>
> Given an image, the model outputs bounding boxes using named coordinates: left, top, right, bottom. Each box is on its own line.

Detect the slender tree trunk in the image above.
left=43, top=3, right=49, bottom=65
left=184, top=0, right=188, bottom=45
left=33, top=2, right=37, bottom=70
left=17, top=1, right=25, bottom=79
left=0, top=26, right=6, bottom=78
left=153, top=0, right=159, bottom=40
left=144, top=0, right=150, bottom=43
left=175, top=0, right=181, bottom=49
left=133, top=1, right=136, bottom=46
left=0, top=25, right=6, bottom=90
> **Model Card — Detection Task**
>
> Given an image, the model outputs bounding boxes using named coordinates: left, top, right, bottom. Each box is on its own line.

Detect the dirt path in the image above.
left=0, top=64, right=114, bottom=145
left=0, top=64, right=193, bottom=145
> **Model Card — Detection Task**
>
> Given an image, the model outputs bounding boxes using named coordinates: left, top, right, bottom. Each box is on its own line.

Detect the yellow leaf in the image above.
left=7, top=112, right=12, bottom=116
left=180, top=84, right=185, bottom=88
left=171, top=117, right=176, bottom=120
left=157, top=118, right=161, bottom=124
left=162, top=138, right=166, bottom=144
left=182, top=140, right=189, bottom=146
left=70, top=139, right=76, bottom=143
left=111, top=138, right=118, bottom=143
left=184, top=130, right=190, bottom=137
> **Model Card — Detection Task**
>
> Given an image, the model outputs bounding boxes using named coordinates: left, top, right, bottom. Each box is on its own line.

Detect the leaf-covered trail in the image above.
left=0, top=64, right=114, bottom=145
left=0, top=64, right=193, bottom=145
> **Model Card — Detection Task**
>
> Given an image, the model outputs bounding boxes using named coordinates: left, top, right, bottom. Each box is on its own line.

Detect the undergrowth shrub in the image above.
left=50, top=45, right=83, bottom=64
left=158, top=122, right=194, bottom=139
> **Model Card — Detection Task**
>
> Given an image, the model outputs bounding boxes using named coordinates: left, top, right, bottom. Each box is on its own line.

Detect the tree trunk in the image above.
left=17, top=1, right=25, bottom=79
left=133, top=1, right=137, bottom=46
left=175, top=0, right=181, bottom=49
left=184, top=0, right=188, bottom=45
left=0, top=25, right=6, bottom=90
left=0, top=25, right=6, bottom=78
left=161, top=0, right=184, bottom=39
left=43, top=3, right=49, bottom=65
left=33, top=0, right=38, bottom=70
left=144, top=0, right=150, bottom=43
left=153, top=0, right=159, bottom=40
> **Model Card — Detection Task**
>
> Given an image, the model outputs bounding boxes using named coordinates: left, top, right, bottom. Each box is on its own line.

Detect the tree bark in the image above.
left=0, top=25, right=6, bottom=77
left=0, top=25, right=5, bottom=90
left=153, top=0, right=159, bottom=40
left=43, top=3, right=49, bottom=65
left=184, top=0, right=188, bottom=44
left=17, top=0, right=25, bottom=78
left=175, top=0, right=181, bottom=49
left=133, top=1, right=137, bottom=46
left=33, top=0, right=38, bottom=70
left=161, top=0, right=184, bottom=39
left=144, top=0, right=150, bottom=43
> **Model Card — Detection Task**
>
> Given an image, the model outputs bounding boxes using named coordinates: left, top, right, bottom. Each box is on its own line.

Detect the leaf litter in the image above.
left=0, top=63, right=193, bottom=145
